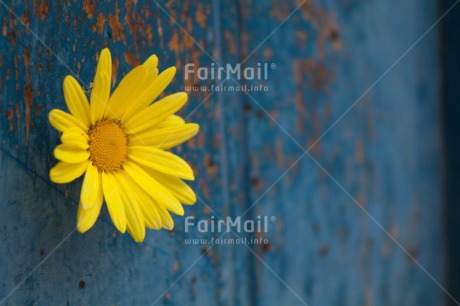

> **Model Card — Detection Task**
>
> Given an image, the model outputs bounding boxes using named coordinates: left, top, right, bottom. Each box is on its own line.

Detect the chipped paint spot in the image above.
left=23, top=47, right=31, bottom=84
left=6, top=108, right=14, bottom=132
left=112, top=56, right=119, bottom=86
left=108, top=2, right=127, bottom=43
left=38, top=0, right=49, bottom=21
left=123, top=49, right=139, bottom=67
left=195, top=3, right=207, bottom=27
left=83, top=0, right=95, bottom=19
left=23, top=85, right=34, bottom=143
left=95, top=12, right=105, bottom=34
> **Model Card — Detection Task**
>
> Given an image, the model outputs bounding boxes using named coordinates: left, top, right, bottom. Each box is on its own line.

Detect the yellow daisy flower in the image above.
left=48, top=48, right=199, bottom=242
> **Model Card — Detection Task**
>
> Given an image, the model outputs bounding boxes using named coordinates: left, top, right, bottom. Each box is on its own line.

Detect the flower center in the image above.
left=88, top=120, right=128, bottom=172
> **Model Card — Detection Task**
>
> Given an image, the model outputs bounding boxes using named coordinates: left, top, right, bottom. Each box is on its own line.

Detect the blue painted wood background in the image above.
left=0, top=0, right=456, bottom=305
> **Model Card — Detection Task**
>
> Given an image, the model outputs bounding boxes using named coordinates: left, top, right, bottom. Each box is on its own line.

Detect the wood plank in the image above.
left=0, top=0, right=249, bottom=305
left=239, top=0, right=446, bottom=305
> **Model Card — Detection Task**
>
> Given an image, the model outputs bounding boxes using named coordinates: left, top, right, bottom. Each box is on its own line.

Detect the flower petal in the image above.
left=143, top=54, right=159, bottom=78
left=157, top=115, right=185, bottom=129
left=130, top=124, right=199, bottom=150
left=124, top=92, right=187, bottom=134
left=54, top=144, right=89, bottom=163
left=121, top=66, right=176, bottom=121
left=116, top=171, right=146, bottom=242
left=124, top=161, right=184, bottom=216
left=106, top=64, right=150, bottom=119
left=61, top=127, right=89, bottom=149
left=156, top=205, right=174, bottom=230
left=77, top=178, right=103, bottom=233
left=145, top=168, right=196, bottom=205
left=63, top=76, right=91, bottom=127
left=80, top=163, right=101, bottom=210
left=129, top=146, right=194, bottom=180
left=101, top=171, right=127, bottom=233
left=54, top=144, right=90, bottom=163
left=49, top=161, right=88, bottom=183
left=125, top=175, right=162, bottom=229
left=91, top=48, right=112, bottom=122
left=49, top=109, right=87, bottom=132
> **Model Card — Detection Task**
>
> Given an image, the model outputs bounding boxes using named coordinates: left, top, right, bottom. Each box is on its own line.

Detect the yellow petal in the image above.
left=106, top=64, right=150, bottom=120
left=91, top=49, right=112, bottom=122
left=123, top=161, right=184, bottom=216
left=143, top=54, right=159, bottom=77
left=63, top=76, right=91, bottom=127
left=54, top=144, right=90, bottom=163
left=49, top=109, right=87, bottom=132
left=130, top=124, right=199, bottom=150
left=49, top=161, right=88, bottom=183
left=156, top=204, right=174, bottom=230
left=80, top=163, right=101, bottom=210
left=129, top=146, right=194, bottom=180
left=124, top=92, right=187, bottom=134
left=157, top=115, right=185, bottom=129
left=101, top=171, right=127, bottom=233
left=125, top=176, right=162, bottom=229
left=61, top=127, right=89, bottom=149
left=121, top=66, right=176, bottom=121
left=116, top=172, right=146, bottom=242
left=77, top=181, right=103, bottom=233
left=91, top=72, right=111, bottom=122
left=145, top=168, right=196, bottom=205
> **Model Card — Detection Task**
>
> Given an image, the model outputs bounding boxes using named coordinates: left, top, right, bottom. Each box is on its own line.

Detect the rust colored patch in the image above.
left=263, top=48, right=273, bottom=60
left=196, top=128, right=204, bottom=148
left=14, top=54, right=19, bottom=81
left=299, top=1, right=342, bottom=57
left=123, top=49, right=140, bottom=67
left=112, top=56, right=119, bottom=87
left=2, top=19, right=7, bottom=36
left=108, top=2, right=127, bottom=44
left=168, top=31, right=180, bottom=54
left=275, top=138, right=285, bottom=169
left=296, top=30, right=308, bottom=44
left=95, top=12, right=105, bottom=34
left=195, top=3, right=207, bottom=27
left=21, top=1, right=31, bottom=31
left=23, top=47, right=31, bottom=84
left=157, top=17, right=163, bottom=49
left=83, top=0, right=95, bottom=19
left=38, top=0, right=48, bottom=21
left=24, top=85, right=34, bottom=143
left=204, top=154, right=217, bottom=177
left=6, top=108, right=14, bottom=132
left=15, top=103, right=20, bottom=131
left=224, top=31, right=236, bottom=55
left=35, top=103, right=41, bottom=117
left=183, top=31, right=194, bottom=49
left=270, top=0, right=291, bottom=20
left=173, top=260, right=179, bottom=273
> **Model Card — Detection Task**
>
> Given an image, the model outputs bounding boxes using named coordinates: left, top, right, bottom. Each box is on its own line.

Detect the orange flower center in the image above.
left=88, top=120, right=128, bottom=172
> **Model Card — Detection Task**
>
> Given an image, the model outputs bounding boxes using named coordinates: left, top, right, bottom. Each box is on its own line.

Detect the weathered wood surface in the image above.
left=0, top=0, right=448, bottom=305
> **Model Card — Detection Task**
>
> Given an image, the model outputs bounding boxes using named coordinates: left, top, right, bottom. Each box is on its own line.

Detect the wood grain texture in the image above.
left=237, top=0, right=445, bottom=305
left=0, top=0, right=448, bottom=305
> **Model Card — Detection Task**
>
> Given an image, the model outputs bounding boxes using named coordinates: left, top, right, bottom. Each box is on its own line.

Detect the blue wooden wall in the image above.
left=0, top=0, right=453, bottom=305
